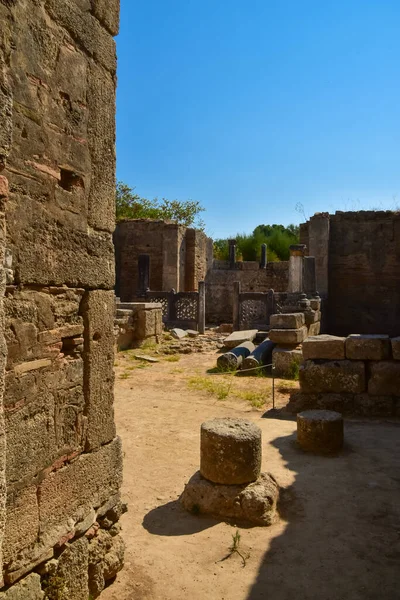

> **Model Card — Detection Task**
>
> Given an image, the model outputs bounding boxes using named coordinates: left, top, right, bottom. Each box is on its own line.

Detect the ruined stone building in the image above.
left=0, top=1, right=123, bottom=597
left=300, top=211, right=400, bottom=336
left=114, top=219, right=214, bottom=300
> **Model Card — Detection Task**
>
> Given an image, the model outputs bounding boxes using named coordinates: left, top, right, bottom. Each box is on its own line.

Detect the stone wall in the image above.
left=114, top=219, right=213, bottom=300
left=0, top=1, right=124, bottom=597
left=205, top=261, right=289, bottom=324
left=289, top=334, right=400, bottom=417
left=301, top=211, right=400, bottom=336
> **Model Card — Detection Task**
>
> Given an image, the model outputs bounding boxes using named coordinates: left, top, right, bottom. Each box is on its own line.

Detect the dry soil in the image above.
left=101, top=348, right=400, bottom=600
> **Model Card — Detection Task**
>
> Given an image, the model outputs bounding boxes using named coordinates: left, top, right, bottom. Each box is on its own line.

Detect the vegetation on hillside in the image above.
left=213, top=223, right=299, bottom=262
left=116, top=181, right=205, bottom=229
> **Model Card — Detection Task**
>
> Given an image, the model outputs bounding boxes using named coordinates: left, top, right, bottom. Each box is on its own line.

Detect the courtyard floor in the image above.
left=101, top=347, right=400, bottom=600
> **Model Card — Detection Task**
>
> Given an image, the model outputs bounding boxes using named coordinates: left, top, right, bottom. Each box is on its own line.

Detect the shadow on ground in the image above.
left=142, top=499, right=218, bottom=536
left=246, top=421, right=400, bottom=600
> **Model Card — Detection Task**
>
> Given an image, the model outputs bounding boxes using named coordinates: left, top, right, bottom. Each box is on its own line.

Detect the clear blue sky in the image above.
left=116, top=1, right=400, bottom=239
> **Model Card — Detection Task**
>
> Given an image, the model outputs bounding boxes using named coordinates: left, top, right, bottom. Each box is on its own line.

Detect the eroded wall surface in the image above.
left=114, top=219, right=213, bottom=299
left=205, top=261, right=289, bottom=324
left=0, top=1, right=123, bottom=597
left=302, top=211, right=400, bottom=337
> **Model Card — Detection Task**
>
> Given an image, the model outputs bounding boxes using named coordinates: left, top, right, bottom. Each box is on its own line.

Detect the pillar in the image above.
left=260, top=244, right=267, bottom=268
left=198, top=281, right=205, bottom=334
left=228, top=239, right=237, bottom=269
left=137, top=254, right=150, bottom=296
left=288, top=244, right=307, bottom=293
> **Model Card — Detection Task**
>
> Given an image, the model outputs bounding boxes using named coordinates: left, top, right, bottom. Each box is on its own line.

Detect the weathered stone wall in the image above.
left=0, top=1, right=124, bottom=596
left=114, top=219, right=213, bottom=300
left=301, top=211, right=400, bottom=336
left=289, top=334, right=400, bottom=417
left=205, top=261, right=289, bottom=324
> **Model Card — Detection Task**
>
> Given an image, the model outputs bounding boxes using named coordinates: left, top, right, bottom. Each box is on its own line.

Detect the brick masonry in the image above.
left=0, top=1, right=124, bottom=596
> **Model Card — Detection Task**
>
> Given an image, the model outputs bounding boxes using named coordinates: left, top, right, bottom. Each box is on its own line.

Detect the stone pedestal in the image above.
left=181, top=418, right=279, bottom=526
left=297, top=410, right=343, bottom=454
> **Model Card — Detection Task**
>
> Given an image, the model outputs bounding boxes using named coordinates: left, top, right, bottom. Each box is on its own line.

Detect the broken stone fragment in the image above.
left=180, top=471, right=279, bottom=526
left=223, top=329, right=258, bottom=349
left=170, top=328, right=188, bottom=339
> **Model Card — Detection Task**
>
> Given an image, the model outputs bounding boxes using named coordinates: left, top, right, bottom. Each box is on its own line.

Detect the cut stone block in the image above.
left=0, top=573, right=44, bottom=599
left=223, top=329, right=258, bottom=349
left=171, top=328, right=188, bottom=340
left=180, top=471, right=279, bottom=526
left=309, top=298, right=321, bottom=311
left=391, top=337, right=400, bottom=360
left=4, top=486, right=39, bottom=565
left=186, top=329, right=199, bottom=337
left=200, top=418, right=261, bottom=484
left=272, top=347, right=303, bottom=377
left=297, top=410, right=343, bottom=454
left=354, top=394, right=394, bottom=417
left=299, top=360, right=366, bottom=394
left=308, top=321, right=321, bottom=336
left=346, top=334, right=390, bottom=360
left=302, top=335, right=346, bottom=360
left=368, top=361, right=400, bottom=396
left=269, top=326, right=308, bottom=345
left=304, top=310, right=321, bottom=325
left=217, top=342, right=255, bottom=371
left=269, top=313, right=305, bottom=330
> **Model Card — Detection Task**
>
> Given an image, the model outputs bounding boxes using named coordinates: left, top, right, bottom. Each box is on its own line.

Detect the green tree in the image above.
left=116, top=181, right=206, bottom=229
left=213, top=223, right=299, bottom=262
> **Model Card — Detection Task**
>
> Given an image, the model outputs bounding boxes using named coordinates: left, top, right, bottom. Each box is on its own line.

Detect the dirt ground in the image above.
left=102, top=346, right=400, bottom=600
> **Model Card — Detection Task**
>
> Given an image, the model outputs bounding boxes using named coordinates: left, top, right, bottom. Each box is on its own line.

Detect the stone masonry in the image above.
left=0, top=1, right=124, bottom=597
left=289, top=334, right=400, bottom=417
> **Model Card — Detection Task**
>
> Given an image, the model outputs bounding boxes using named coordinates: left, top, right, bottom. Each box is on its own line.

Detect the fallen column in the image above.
left=217, top=341, right=255, bottom=371
left=242, top=339, right=275, bottom=373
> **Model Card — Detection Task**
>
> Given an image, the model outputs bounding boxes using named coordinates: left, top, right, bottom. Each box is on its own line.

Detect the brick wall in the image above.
left=205, top=261, right=289, bottom=324
left=0, top=1, right=124, bottom=596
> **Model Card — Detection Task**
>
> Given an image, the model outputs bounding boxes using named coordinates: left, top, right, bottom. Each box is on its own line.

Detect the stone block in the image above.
left=391, top=337, right=400, bottom=360
left=299, top=360, right=366, bottom=394
left=368, top=361, right=400, bottom=396
left=346, top=334, right=390, bottom=360
left=309, top=298, right=321, bottom=311
left=272, top=347, right=303, bottom=377
left=91, top=0, right=120, bottom=35
left=269, top=326, right=308, bottom=345
left=56, top=537, right=89, bottom=600
left=354, top=394, right=394, bottom=417
left=171, top=328, right=188, bottom=340
left=181, top=471, right=279, bottom=526
left=135, top=307, right=162, bottom=340
left=82, top=291, right=116, bottom=450
left=308, top=321, right=321, bottom=336
left=302, top=334, right=346, bottom=360
left=269, top=313, right=305, bottom=329
left=38, top=437, right=122, bottom=547
left=5, top=388, right=57, bottom=484
left=3, top=486, right=39, bottom=565
left=223, top=329, right=258, bottom=349
left=87, top=62, right=116, bottom=233
left=0, top=573, right=44, bottom=599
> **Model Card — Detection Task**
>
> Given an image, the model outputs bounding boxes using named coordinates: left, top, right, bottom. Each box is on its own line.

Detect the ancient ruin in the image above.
left=181, top=418, right=279, bottom=526
left=0, top=1, right=124, bottom=596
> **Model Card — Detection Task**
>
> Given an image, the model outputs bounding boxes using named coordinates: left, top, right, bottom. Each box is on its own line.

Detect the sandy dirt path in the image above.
left=102, top=350, right=400, bottom=600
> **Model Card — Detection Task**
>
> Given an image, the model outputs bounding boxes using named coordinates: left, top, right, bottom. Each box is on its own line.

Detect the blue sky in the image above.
left=116, top=1, right=400, bottom=238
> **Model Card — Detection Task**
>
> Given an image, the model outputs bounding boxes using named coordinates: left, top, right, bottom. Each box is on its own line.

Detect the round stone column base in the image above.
left=297, top=409, right=343, bottom=454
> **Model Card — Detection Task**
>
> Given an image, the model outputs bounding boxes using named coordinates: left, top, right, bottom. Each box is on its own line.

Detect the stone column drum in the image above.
left=297, top=410, right=343, bottom=454
left=200, top=418, right=261, bottom=484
